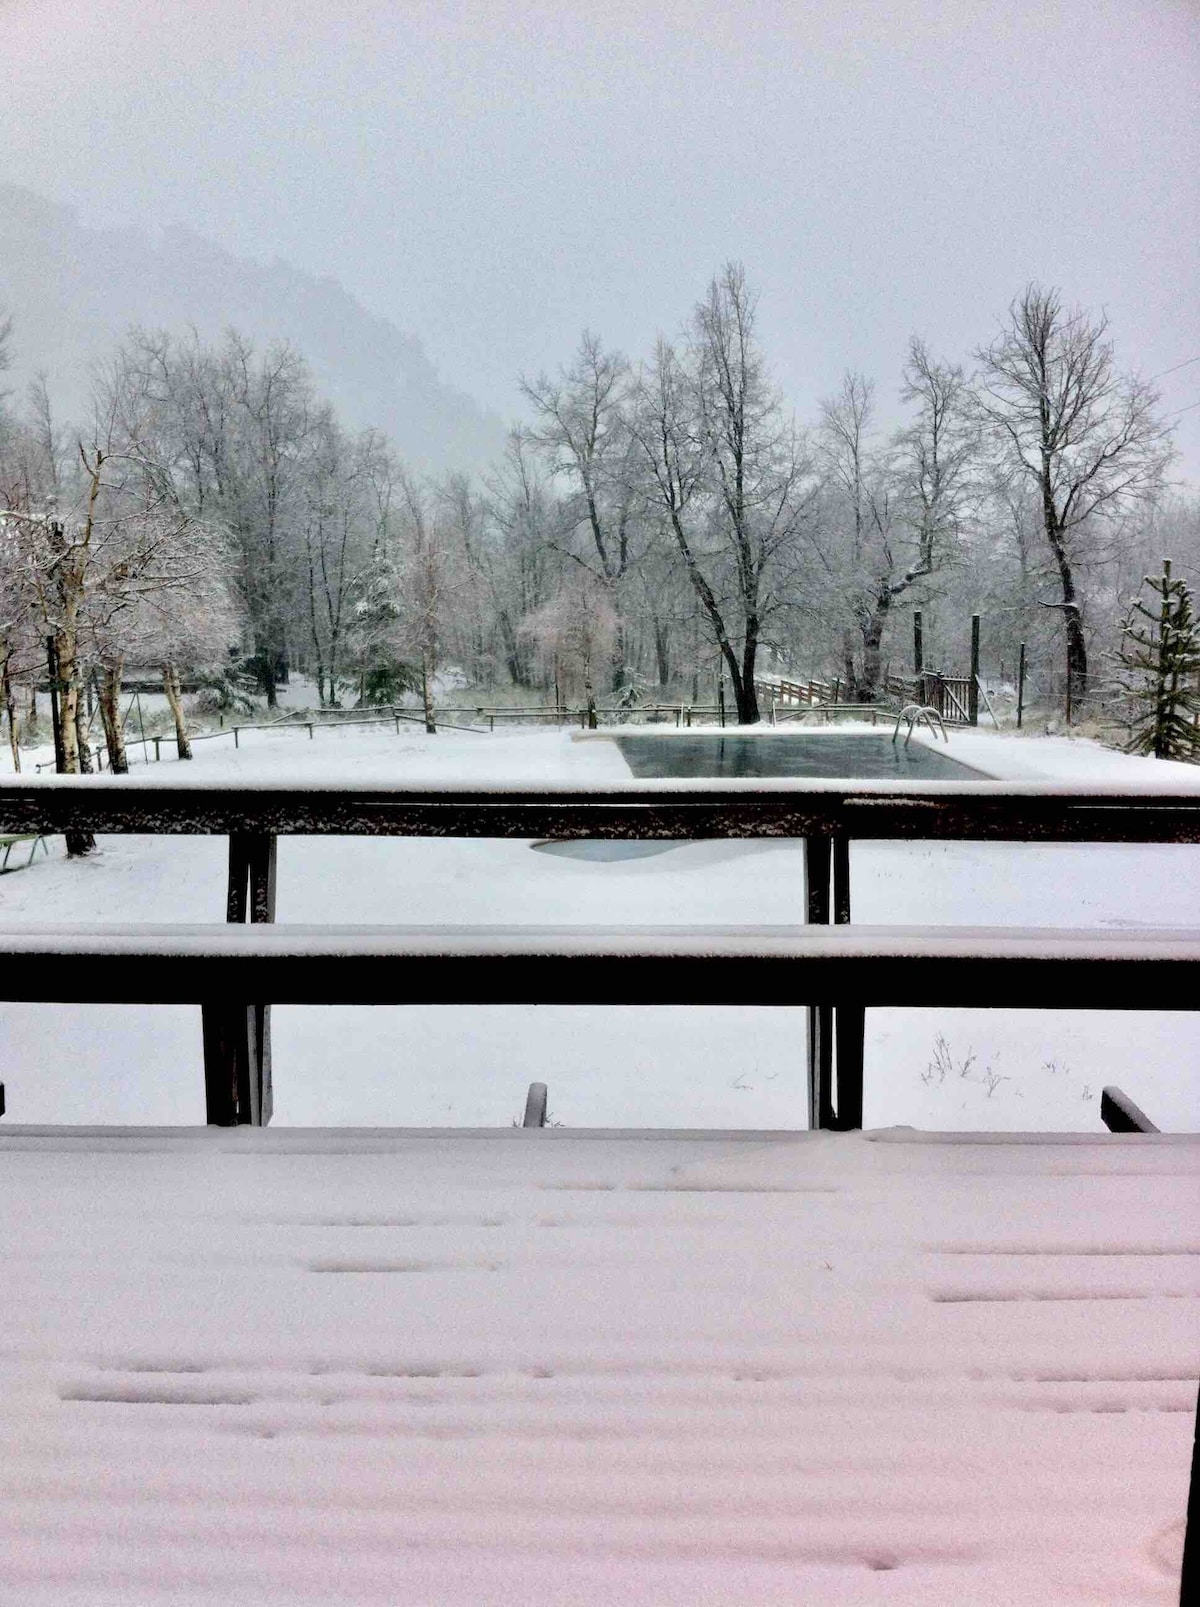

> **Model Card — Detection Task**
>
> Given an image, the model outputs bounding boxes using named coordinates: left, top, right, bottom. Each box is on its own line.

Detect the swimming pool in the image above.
left=613, top=731, right=988, bottom=781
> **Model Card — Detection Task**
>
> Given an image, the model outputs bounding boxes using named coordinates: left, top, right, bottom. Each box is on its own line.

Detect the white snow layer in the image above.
left=0, top=1126, right=1193, bottom=1604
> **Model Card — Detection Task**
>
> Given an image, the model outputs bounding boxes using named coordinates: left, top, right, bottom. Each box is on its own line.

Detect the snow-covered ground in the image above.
left=1, top=719, right=1199, bottom=1131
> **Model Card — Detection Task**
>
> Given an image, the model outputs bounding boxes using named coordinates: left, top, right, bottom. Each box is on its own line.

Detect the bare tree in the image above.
left=817, top=346, right=978, bottom=701
left=520, top=571, right=617, bottom=728
left=479, top=430, right=563, bottom=688
left=817, top=372, right=878, bottom=697
left=520, top=333, right=641, bottom=691
left=632, top=268, right=813, bottom=723
left=116, top=328, right=314, bottom=706
left=298, top=414, right=385, bottom=706
left=974, top=285, right=1172, bottom=715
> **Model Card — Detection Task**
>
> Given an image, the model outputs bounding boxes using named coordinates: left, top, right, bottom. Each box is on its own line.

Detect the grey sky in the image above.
left=3, top=0, right=1198, bottom=477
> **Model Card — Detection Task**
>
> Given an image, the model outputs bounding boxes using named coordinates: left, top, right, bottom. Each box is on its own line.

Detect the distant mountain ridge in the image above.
left=0, top=185, right=507, bottom=473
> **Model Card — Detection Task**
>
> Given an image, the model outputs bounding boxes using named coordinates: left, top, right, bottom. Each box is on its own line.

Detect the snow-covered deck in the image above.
left=1, top=1124, right=1194, bottom=1603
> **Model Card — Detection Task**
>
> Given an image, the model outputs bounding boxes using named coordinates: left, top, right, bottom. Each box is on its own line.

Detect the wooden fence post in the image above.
left=969, top=615, right=980, bottom=726
left=913, top=611, right=924, bottom=676
left=1017, top=643, right=1026, bottom=729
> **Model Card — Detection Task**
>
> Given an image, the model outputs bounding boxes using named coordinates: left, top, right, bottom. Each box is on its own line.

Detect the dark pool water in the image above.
left=613, top=733, right=986, bottom=781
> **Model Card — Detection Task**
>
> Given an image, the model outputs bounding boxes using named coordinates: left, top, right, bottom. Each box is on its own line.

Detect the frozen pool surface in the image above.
left=613, top=731, right=988, bottom=780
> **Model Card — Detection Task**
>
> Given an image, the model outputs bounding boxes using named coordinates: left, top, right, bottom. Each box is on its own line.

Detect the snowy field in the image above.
left=1, top=718, right=1199, bottom=1132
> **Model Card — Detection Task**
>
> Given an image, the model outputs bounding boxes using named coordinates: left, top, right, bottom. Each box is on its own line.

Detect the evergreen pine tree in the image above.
left=1116, top=560, right=1200, bottom=761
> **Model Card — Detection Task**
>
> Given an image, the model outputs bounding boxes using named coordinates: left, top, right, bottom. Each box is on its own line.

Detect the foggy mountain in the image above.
left=0, top=186, right=507, bottom=473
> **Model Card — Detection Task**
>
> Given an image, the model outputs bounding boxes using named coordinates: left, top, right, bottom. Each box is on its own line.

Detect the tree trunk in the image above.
left=261, top=651, right=278, bottom=708
left=98, top=660, right=128, bottom=773
left=76, top=711, right=93, bottom=772
left=653, top=618, right=671, bottom=688
left=162, top=663, right=193, bottom=759
left=26, top=681, right=38, bottom=741
left=735, top=636, right=761, bottom=724
left=1042, top=480, right=1088, bottom=717
left=2, top=656, right=20, bottom=773
left=56, top=641, right=95, bottom=853
left=841, top=628, right=859, bottom=704
left=57, top=640, right=80, bottom=775
left=421, top=652, right=436, bottom=735
left=857, top=593, right=893, bottom=703
left=610, top=614, right=628, bottom=696
left=498, top=611, right=523, bottom=686
left=584, top=650, right=598, bottom=729
left=1063, top=606, right=1087, bottom=720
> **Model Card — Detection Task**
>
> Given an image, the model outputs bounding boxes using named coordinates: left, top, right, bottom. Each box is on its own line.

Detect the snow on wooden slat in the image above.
left=3, top=775, right=1200, bottom=842
left=0, top=1127, right=1194, bottom=1604
left=1, top=923, right=1198, bottom=1007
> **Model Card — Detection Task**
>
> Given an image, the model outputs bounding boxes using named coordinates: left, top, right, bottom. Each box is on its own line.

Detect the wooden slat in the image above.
left=0, top=925, right=1197, bottom=1008
left=2, top=779, right=1200, bottom=842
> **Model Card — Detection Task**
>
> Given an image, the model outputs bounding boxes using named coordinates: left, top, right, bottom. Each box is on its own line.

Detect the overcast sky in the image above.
left=4, top=0, right=1199, bottom=477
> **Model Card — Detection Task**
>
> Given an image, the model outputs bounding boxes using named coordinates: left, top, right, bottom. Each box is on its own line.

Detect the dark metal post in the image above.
left=523, top=1082, right=548, bottom=1128
left=804, top=837, right=835, bottom=1131
left=46, top=638, right=64, bottom=774
left=1182, top=1378, right=1200, bottom=1606
left=834, top=1006, right=866, bottom=1131
left=806, top=836, right=831, bottom=926
left=832, top=835, right=851, bottom=926
left=247, top=834, right=276, bottom=1125
left=1099, top=1086, right=1159, bottom=1133
left=830, top=834, right=864, bottom=1129
left=202, top=832, right=276, bottom=1126
left=913, top=611, right=923, bottom=677
left=969, top=615, right=980, bottom=726
left=1017, top=643, right=1026, bottom=729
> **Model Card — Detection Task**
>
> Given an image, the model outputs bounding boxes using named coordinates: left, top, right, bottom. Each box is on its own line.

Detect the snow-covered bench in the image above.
left=1, top=922, right=1197, bottom=1128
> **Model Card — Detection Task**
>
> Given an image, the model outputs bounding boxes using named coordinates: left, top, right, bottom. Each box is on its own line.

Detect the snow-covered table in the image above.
left=1, top=1125, right=1194, bottom=1604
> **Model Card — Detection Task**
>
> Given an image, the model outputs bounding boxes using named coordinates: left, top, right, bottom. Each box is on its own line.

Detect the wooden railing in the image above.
left=755, top=676, right=835, bottom=706
left=1, top=777, right=1198, bottom=1131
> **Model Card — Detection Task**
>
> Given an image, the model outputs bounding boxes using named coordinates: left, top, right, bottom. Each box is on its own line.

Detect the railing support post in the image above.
left=202, top=832, right=276, bottom=1126
left=833, top=834, right=851, bottom=926
left=806, top=834, right=864, bottom=1131
left=805, top=837, right=835, bottom=1131
left=1181, top=1378, right=1200, bottom=1606
left=834, top=1005, right=865, bottom=1131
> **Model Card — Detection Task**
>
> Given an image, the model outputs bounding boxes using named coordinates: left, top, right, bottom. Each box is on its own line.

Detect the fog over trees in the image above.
left=2, top=267, right=1196, bottom=776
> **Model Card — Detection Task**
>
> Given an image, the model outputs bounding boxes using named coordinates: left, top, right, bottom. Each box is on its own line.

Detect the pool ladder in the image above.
left=891, top=704, right=949, bottom=746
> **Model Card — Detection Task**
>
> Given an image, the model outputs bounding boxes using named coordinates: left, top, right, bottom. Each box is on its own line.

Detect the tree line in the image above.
left=1, top=267, right=1196, bottom=776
